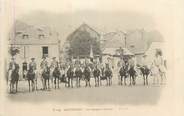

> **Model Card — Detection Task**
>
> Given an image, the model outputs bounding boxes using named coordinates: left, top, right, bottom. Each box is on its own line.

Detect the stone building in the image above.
left=8, top=21, right=60, bottom=69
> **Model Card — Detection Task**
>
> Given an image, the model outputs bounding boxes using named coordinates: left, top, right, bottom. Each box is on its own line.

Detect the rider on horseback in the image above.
left=50, top=57, right=59, bottom=87
left=40, top=57, right=49, bottom=89
left=29, top=58, right=37, bottom=74
left=8, top=58, right=16, bottom=81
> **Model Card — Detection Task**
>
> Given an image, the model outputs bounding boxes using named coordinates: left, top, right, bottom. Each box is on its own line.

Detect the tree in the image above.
left=9, top=46, right=20, bottom=58
left=67, top=30, right=101, bottom=58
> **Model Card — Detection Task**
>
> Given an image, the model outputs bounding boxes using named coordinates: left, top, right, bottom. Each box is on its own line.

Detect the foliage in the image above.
left=67, top=30, right=101, bottom=58
left=9, top=47, right=20, bottom=57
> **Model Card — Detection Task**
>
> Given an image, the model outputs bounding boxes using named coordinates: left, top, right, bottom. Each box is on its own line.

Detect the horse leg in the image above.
left=58, top=78, right=60, bottom=89
left=77, top=77, right=79, bottom=88
left=9, top=82, right=11, bottom=93
left=160, top=73, right=163, bottom=85
left=95, top=77, right=97, bottom=87
left=143, top=75, right=145, bottom=85
left=16, top=81, right=18, bottom=93
left=28, top=80, right=30, bottom=92
left=32, top=80, right=34, bottom=91
left=71, top=78, right=73, bottom=88
left=132, top=76, right=135, bottom=85
left=107, top=77, right=110, bottom=86
left=146, top=75, right=148, bottom=85
left=110, top=77, right=112, bottom=86
left=85, top=80, right=87, bottom=87
left=120, top=76, right=122, bottom=85
left=43, top=79, right=45, bottom=90
left=35, top=79, right=38, bottom=90
left=98, top=77, right=100, bottom=86
left=100, top=78, right=102, bottom=86
left=123, top=77, right=125, bottom=85
left=54, top=77, right=56, bottom=89
left=48, top=79, right=50, bottom=89
left=89, top=78, right=91, bottom=87
left=78, top=77, right=80, bottom=87
left=129, top=76, right=132, bottom=86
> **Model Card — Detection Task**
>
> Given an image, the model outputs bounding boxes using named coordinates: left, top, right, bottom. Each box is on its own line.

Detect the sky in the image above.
left=2, top=0, right=179, bottom=42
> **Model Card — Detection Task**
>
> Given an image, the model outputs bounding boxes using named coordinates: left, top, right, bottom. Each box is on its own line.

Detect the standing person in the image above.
left=40, top=57, right=48, bottom=89
left=22, top=60, right=28, bottom=79
left=153, top=51, right=166, bottom=84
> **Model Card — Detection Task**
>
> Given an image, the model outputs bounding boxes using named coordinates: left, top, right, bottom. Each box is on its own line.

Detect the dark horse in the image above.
left=26, top=67, right=36, bottom=92
left=75, top=67, right=83, bottom=87
left=128, top=66, right=137, bottom=85
left=66, top=66, right=74, bottom=88
left=42, top=67, right=50, bottom=90
left=9, top=64, right=19, bottom=93
left=119, top=65, right=129, bottom=85
left=139, top=66, right=150, bottom=85
left=104, top=67, right=113, bottom=86
left=83, top=66, right=91, bottom=87
left=52, top=66, right=61, bottom=89
left=93, top=66, right=101, bottom=87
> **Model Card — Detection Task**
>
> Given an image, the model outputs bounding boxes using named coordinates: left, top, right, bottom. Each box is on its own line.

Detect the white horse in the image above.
left=150, top=63, right=166, bottom=85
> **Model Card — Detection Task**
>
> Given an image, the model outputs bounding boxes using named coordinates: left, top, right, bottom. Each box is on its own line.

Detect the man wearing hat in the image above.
left=8, top=57, right=16, bottom=81
left=50, top=57, right=58, bottom=69
left=29, top=58, right=37, bottom=73
left=50, top=57, right=59, bottom=85
left=40, top=57, right=48, bottom=71
left=22, top=60, right=28, bottom=79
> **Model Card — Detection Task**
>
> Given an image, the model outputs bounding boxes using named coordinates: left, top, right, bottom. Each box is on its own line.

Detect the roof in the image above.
left=9, top=20, right=58, bottom=45
left=145, top=42, right=166, bottom=55
left=103, top=47, right=134, bottom=56
left=67, top=23, right=101, bottom=41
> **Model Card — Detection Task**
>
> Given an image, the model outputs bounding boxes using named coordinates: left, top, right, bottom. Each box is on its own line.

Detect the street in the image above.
left=7, top=74, right=166, bottom=105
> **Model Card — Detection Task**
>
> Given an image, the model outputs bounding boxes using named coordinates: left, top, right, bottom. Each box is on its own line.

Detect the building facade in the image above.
left=8, top=21, right=60, bottom=70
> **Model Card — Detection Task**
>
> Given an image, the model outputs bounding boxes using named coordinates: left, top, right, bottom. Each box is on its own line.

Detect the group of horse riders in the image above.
left=7, top=52, right=166, bottom=93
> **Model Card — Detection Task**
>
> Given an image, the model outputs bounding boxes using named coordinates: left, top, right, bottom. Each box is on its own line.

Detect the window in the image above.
left=42, top=46, right=48, bottom=58
left=22, top=34, right=29, bottom=39
left=39, top=34, right=45, bottom=39
left=130, top=45, right=135, bottom=48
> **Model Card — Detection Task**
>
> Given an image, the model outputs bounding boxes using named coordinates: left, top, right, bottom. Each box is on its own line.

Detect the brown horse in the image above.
left=42, top=67, right=50, bottom=90
left=119, top=65, right=129, bottom=85
left=139, top=66, right=151, bottom=85
left=52, top=66, right=61, bottom=89
left=83, top=66, right=91, bottom=87
left=26, top=67, right=36, bottom=92
left=93, top=66, right=101, bottom=87
left=9, top=64, right=19, bottom=93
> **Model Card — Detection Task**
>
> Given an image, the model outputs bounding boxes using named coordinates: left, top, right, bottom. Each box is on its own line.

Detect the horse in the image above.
left=52, top=66, right=61, bottom=89
left=9, top=64, right=19, bottom=93
left=74, top=67, right=83, bottom=87
left=119, top=65, right=129, bottom=85
left=66, top=67, right=74, bottom=88
left=158, top=65, right=166, bottom=84
left=104, top=67, right=113, bottom=86
left=59, top=67, right=68, bottom=86
left=83, top=66, right=91, bottom=87
left=26, top=67, right=36, bottom=92
left=42, top=67, right=50, bottom=90
left=93, top=66, right=101, bottom=87
left=128, top=66, right=137, bottom=85
left=139, top=66, right=151, bottom=85
left=99, top=67, right=107, bottom=86
left=150, top=64, right=163, bottom=85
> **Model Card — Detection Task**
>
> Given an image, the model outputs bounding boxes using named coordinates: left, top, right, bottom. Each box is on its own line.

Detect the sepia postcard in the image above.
left=0, top=0, right=184, bottom=116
